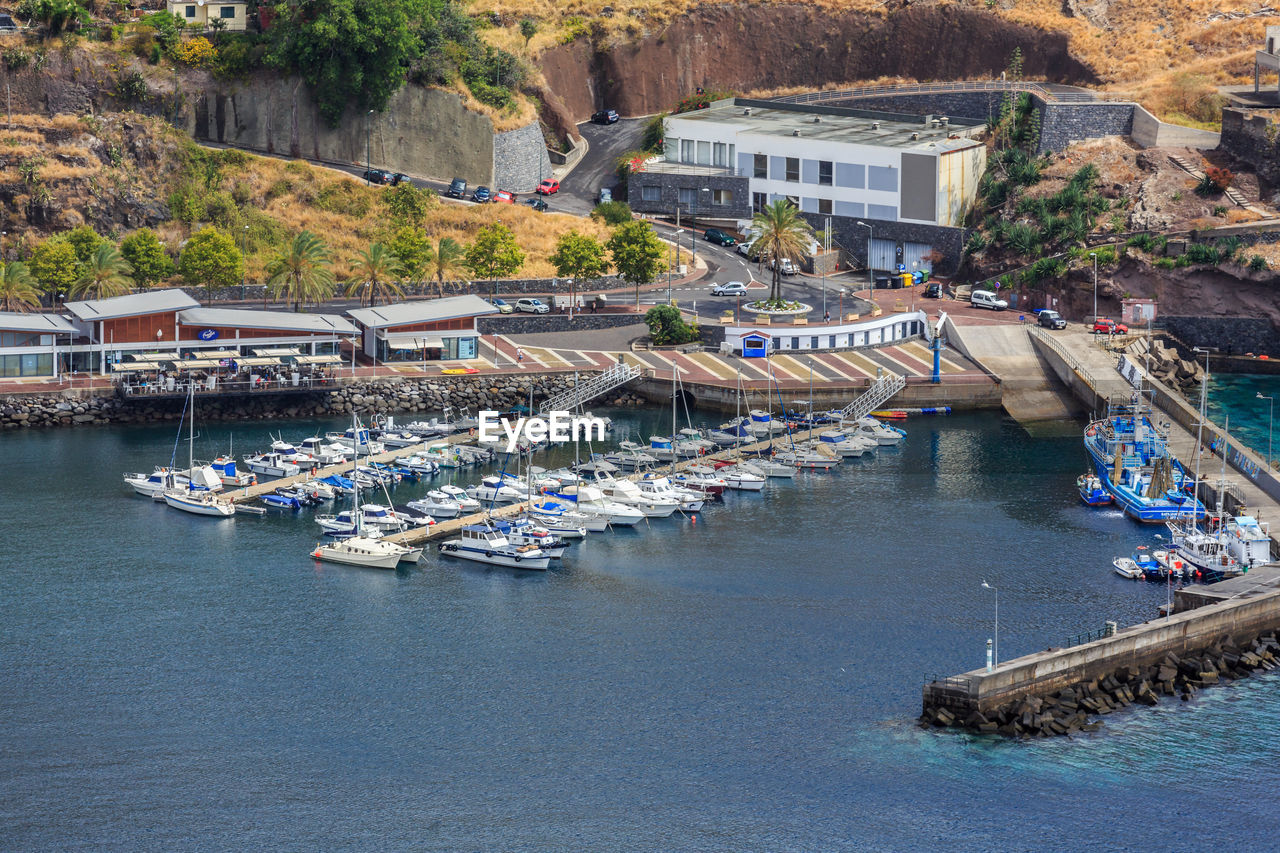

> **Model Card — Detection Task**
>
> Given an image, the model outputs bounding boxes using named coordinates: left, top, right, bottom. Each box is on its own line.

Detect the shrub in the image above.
left=672, top=88, right=734, bottom=114
left=1213, top=205, right=1227, bottom=217
left=2, top=47, right=31, bottom=72
left=114, top=70, right=148, bottom=104
left=1154, top=257, right=1176, bottom=269
left=963, top=231, right=988, bottom=255
left=171, top=37, right=217, bottom=68
left=591, top=200, right=633, bottom=226
left=1004, top=222, right=1041, bottom=256
left=1249, top=255, right=1269, bottom=272
left=645, top=304, right=699, bottom=346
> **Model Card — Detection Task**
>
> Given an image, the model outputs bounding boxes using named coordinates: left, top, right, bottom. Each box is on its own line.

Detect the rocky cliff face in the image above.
left=539, top=3, right=1096, bottom=120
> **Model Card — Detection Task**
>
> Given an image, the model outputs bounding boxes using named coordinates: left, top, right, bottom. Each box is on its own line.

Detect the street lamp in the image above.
left=821, top=215, right=831, bottom=321
left=1090, top=251, right=1098, bottom=327
left=365, top=109, right=374, bottom=184
left=838, top=288, right=846, bottom=325
left=567, top=278, right=575, bottom=320
left=691, top=187, right=709, bottom=263
left=856, top=221, right=873, bottom=302
left=981, top=580, right=998, bottom=669
left=1259, top=392, right=1274, bottom=469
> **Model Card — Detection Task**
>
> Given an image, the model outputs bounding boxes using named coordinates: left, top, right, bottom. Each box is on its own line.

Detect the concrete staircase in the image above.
left=539, top=362, right=641, bottom=414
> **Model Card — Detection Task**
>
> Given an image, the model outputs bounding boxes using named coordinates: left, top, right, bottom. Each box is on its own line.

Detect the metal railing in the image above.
left=840, top=373, right=906, bottom=421
left=1065, top=626, right=1112, bottom=648
left=774, top=80, right=1109, bottom=107
left=539, top=362, right=641, bottom=414
left=116, top=375, right=342, bottom=397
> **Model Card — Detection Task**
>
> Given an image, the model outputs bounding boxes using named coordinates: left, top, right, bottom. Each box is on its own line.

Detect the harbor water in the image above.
left=1208, top=372, right=1280, bottom=469
left=3, top=408, right=1279, bottom=850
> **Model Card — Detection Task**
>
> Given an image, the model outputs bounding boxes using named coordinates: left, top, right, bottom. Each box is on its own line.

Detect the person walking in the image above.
left=516, top=347, right=524, bottom=369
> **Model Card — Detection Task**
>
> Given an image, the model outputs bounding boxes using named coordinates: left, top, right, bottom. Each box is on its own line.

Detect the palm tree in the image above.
left=266, top=230, right=335, bottom=311
left=71, top=244, right=134, bottom=300
left=0, top=261, right=42, bottom=312
left=750, top=199, right=813, bottom=304
left=345, top=243, right=405, bottom=307
left=430, top=237, right=467, bottom=297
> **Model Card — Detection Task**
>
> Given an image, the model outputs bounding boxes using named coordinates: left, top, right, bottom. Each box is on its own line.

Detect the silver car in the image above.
left=712, top=281, right=748, bottom=296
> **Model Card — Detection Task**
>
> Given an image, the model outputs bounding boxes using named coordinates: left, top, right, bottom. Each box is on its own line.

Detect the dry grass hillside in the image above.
left=0, top=111, right=614, bottom=281
left=487, top=0, right=1264, bottom=126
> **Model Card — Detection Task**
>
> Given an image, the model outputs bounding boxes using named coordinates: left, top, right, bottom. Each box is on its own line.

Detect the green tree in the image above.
left=389, top=227, right=433, bottom=286
left=550, top=230, right=608, bottom=279
left=591, top=200, right=633, bottom=226
left=71, top=244, right=134, bottom=300
left=750, top=199, right=813, bottom=303
left=63, top=225, right=108, bottom=265
left=0, top=261, right=42, bottom=312
left=120, top=229, right=175, bottom=287
left=266, top=230, right=335, bottom=311
left=28, top=239, right=81, bottom=300
left=644, top=304, right=699, bottom=346
left=607, top=220, right=665, bottom=308
left=519, top=17, right=538, bottom=47
left=19, top=0, right=91, bottom=35
left=266, top=0, right=425, bottom=126
left=177, top=226, right=245, bottom=296
left=430, top=236, right=468, bottom=297
left=344, top=242, right=405, bottom=307
left=383, top=182, right=435, bottom=227
left=464, top=223, right=524, bottom=299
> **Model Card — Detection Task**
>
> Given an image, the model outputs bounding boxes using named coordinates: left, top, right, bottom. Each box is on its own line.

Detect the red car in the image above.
left=1092, top=318, right=1129, bottom=335
left=536, top=179, right=559, bottom=195
left=494, top=189, right=516, bottom=204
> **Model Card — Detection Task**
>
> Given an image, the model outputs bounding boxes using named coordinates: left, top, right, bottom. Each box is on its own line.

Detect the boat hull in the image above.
left=438, top=542, right=550, bottom=570
left=164, top=492, right=235, bottom=517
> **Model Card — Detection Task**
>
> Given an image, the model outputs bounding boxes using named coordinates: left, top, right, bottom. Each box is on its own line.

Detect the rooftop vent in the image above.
left=743, top=108, right=751, bottom=115
left=812, top=116, right=822, bottom=123
left=871, top=122, right=880, bottom=130
left=930, top=119, right=940, bottom=128
left=940, top=116, right=949, bottom=126
left=792, top=129, right=801, bottom=137
left=910, top=132, right=920, bottom=140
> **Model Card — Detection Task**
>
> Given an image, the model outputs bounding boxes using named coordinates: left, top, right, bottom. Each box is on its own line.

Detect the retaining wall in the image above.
left=477, top=312, right=644, bottom=335
left=1220, top=108, right=1280, bottom=185
left=1156, top=316, right=1280, bottom=357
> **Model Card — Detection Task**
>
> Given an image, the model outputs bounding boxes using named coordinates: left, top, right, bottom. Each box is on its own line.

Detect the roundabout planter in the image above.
left=745, top=301, right=812, bottom=317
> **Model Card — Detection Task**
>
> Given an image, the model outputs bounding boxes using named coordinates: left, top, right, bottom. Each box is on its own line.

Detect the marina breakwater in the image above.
left=922, top=567, right=1280, bottom=737
left=0, top=373, right=646, bottom=430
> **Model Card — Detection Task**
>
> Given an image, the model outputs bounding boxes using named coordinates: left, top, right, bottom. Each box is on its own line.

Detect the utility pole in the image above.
left=821, top=215, right=830, bottom=320
left=365, top=109, right=374, bottom=183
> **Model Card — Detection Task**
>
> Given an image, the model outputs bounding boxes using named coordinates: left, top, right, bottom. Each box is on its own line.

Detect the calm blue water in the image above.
left=1208, top=373, right=1280, bottom=468
left=3, top=408, right=1278, bottom=850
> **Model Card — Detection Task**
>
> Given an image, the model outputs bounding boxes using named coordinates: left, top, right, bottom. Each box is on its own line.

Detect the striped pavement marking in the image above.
left=877, top=346, right=928, bottom=375
left=809, top=353, right=864, bottom=382
left=900, top=340, right=966, bottom=374
left=522, top=346, right=575, bottom=368
left=764, top=355, right=808, bottom=381
left=827, top=350, right=881, bottom=377
left=684, top=351, right=739, bottom=381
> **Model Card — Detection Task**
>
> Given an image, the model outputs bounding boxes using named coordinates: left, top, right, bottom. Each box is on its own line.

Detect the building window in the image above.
left=184, top=4, right=196, bottom=16
left=818, top=160, right=833, bottom=185
left=641, top=185, right=660, bottom=202
left=828, top=336, right=836, bottom=347
left=219, top=5, right=235, bottom=17
left=752, top=192, right=768, bottom=212
left=665, top=137, right=679, bottom=161
left=810, top=336, right=819, bottom=349
left=790, top=337, right=799, bottom=350
left=713, top=142, right=727, bottom=167
left=785, top=157, right=799, bottom=182
left=681, top=140, right=694, bottom=163
left=818, top=198, right=832, bottom=215
left=753, top=154, right=767, bottom=178
left=696, top=140, right=711, bottom=165
left=711, top=189, right=733, bottom=205
left=678, top=187, right=696, bottom=206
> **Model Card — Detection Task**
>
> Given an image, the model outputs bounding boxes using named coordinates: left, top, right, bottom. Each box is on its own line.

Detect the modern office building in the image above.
left=348, top=295, right=498, bottom=363
left=628, top=98, right=986, bottom=273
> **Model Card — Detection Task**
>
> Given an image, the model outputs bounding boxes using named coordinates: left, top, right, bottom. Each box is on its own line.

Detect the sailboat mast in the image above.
left=1192, top=361, right=1208, bottom=532
left=671, top=367, right=677, bottom=476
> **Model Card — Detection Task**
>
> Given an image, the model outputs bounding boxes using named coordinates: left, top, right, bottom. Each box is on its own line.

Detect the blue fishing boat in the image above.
left=1076, top=472, right=1112, bottom=506
left=1083, top=395, right=1206, bottom=523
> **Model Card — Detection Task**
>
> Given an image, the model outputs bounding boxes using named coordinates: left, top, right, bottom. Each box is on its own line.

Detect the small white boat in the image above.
left=746, top=458, right=796, bottom=479
left=164, top=488, right=235, bottom=517
left=718, top=465, right=767, bottom=491
left=208, top=455, right=256, bottom=487
left=846, top=417, right=905, bottom=446
left=548, top=485, right=645, bottom=526
left=467, top=475, right=524, bottom=505
left=531, top=499, right=608, bottom=534
left=773, top=450, right=839, bottom=470
left=1112, top=557, right=1143, bottom=579
left=407, top=490, right=463, bottom=519
left=593, top=476, right=680, bottom=517
left=395, top=455, right=439, bottom=475
left=124, top=467, right=191, bottom=497
left=325, top=427, right=384, bottom=456
left=437, top=485, right=481, bottom=512
left=312, top=536, right=404, bottom=569
left=244, top=452, right=302, bottom=479
left=297, top=437, right=351, bottom=465
left=438, top=524, right=550, bottom=570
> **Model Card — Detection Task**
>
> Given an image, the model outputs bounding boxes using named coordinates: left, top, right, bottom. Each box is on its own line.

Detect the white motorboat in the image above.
left=592, top=476, right=680, bottom=517
left=744, top=458, right=796, bottom=479
left=673, top=466, right=729, bottom=496
left=548, top=485, right=645, bottom=526
left=312, top=536, right=404, bottom=569
left=635, top=473, right=705, bottom=511
left=297, top=437, right=351, bottom=465
left=325, top=427, right=384, bottom=456
left=531, top=498, right=608, bottom=534
left=467, top=475, right=524, bottom=505
left=164, top=489, right=235, bottom=517
left=717, top=465, right=767, bottom=491
left=491, top=518, right=569, bottom=558
left=395, top=455, right=439, bottom=475
left=438, top=524, right=550, bottom=570
left=244, top=452, right=302, bottom=479
left=748, top=409, right=785, bottom=436
left=1112, top=557, right=1143, bottom=579
left=773, top=449, right=839, bottom=470
left=124, top=467, right=191, bottom=497
left=208, top=455, right=256, bottom=487
left=1225, top=515, right=1273, bottom=570
left=407, top=490, right=464, bottom=519
left=437, top=485, right=482, bottom=512
left=846, top=417, right=905, bottom=446
left=818, top=430, right=877, bottom=457
left=604, top=445, right=659, bottom=471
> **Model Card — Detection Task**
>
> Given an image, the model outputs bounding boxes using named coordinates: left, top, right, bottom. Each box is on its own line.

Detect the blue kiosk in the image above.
left=740, top=331, right=770, bottom=358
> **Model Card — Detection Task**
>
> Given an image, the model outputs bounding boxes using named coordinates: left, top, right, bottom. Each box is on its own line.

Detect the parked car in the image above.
left=491, top=298, right=513, bottom=314
left=712, top=281, right=749, bottom=296
left=515, top=298, right=550, bottom=314
left=471, top=186, right=492, bottom=203
left=494, top=190, right=517, bottom=204
left=447, top=177, right=467, bottom=198
left=737, top=240, right=757, bottom=258
left=1093, top=317, right=1129, bottom=335
left=1037, top=309, right=1067, bottom=330
left=591, top=109, right=620, bottom=124
left=597, top=187, right=613, bottom=204
left=923, top=282, right=942, bottom=299
left=389, top=172, right=411, bottom=186
left=768, top=257, right=798, bottom=275
left=536, top=179, right=560, bottom=195
left=525, top=198, right=548, bottom=212
left=970, top=289, right=1008, bottom=311
left=704, top=228, right=736, bottom=247
left=362, top=168, right=390, bottom=184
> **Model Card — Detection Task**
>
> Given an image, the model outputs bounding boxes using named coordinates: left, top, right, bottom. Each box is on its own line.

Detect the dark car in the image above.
left=923, top=282, right=942, bottom=298
left=703, top=228, right=736, bottom=247
left=447, top=178, right=467, bottom=198
left=362, top=168, right=390, bottom=185
left=1037, top=309, right=1067, bottom=330
left=591, top=109, right=620, bottom=124
left=389, top=172, right=411, bottom=186
left=472, top=186, right=492, bottom=203
left=526, top=197, right=548, bottom=212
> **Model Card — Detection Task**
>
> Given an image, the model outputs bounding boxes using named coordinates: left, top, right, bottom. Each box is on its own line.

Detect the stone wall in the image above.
left=477, top=313, right=645, bottom=335
left=811, top=213, right=967, bottom=276
left=493, top=122, right=554, bottom=193
left=1037, top=102, right=1135, bottom=154
left=1220, top=108, right=1280, bottom=186
left=1156, top=316, right=1280, bottom=357
left=0, top=372, right=647, bottom=429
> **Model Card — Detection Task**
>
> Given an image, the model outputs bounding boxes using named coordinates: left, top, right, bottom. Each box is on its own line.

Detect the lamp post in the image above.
left=567, top=279, right=575, bottom=321
left=1259, top=392, right=1274, bottom=469
left=981, top=580, right=998, bottom=668
left=365, top=109, right=374, bottom=184
left=667, top=238, right=675, bottom=305
left=838, top=288, right=846, bottom=324
left=1090, top=251, right=1098, bottom=328
left=691, top=187, right=709, bottom=263
left=821, top=215, right=831, bottom=320
left=856, top=221, right=873, bottom=302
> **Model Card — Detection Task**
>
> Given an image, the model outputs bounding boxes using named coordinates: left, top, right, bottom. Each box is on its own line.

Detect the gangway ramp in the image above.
left=946, top=324, right=1082, bottom=422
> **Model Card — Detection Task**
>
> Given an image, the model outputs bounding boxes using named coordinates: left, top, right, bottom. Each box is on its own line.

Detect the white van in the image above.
left=970, top=289, right=1008, bottom=311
